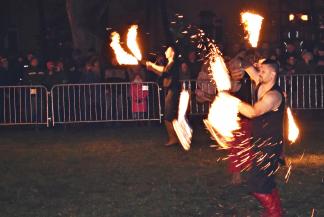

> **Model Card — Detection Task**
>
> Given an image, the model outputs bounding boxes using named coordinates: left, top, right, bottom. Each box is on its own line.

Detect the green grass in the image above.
left=0, top=117, right=323, bottom=217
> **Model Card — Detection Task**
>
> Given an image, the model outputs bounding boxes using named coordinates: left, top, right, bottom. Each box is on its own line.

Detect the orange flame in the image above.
left=241, top=12, right=264, bottom=48
left=172, top=90, right=192, bottom=151
left=204, top=46, right=241, bottom=148
left=204, top=92, right=241, bottom=148
left=209, top=55, right=231, bottom=92
left=287, top=107, right=300, bottom=143
left=110, top=32, right=138, bottom=65
left=127, top=25, right=142, bottom=61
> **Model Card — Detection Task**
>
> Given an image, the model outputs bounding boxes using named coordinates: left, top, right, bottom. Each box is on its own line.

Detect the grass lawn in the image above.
left=0, top=115, right=323, bottom=217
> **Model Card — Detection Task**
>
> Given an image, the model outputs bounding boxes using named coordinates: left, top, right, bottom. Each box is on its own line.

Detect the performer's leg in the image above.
left=164, top=120, right=178, bottom=146
left=163, top=89, right=179, bottom=146
left=252, top=188, right=283, bottom=217
left=248, top=157, right=282, bottom=217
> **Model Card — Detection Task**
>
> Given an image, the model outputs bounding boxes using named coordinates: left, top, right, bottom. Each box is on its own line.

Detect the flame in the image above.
left=126, top=25, right=142, bottom=61
left=110, top=32, right=138, bottom=65
left=204, top=92, right=241, bottom=148
left=204, top=46, right=241, bottom=148
left=209, top=55, right=231, bottom=92
left=287, top=107, right=300, bottom=143
left=172, top=90, right=192, bottom=151
left=241, top=12, right=264, bottom=48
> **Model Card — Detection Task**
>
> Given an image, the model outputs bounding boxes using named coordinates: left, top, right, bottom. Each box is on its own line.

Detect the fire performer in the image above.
left=146, top=45, right=180, bottom=146
left=234, top=58, right=284, bottom=216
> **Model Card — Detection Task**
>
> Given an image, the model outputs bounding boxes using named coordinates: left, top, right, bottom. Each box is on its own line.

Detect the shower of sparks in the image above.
left=285, top=161, right=292, bottom=183
left=299, top=150, right=305, bottom=161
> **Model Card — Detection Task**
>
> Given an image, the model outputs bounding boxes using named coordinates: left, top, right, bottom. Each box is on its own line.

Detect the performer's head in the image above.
left=259, top=59, right=279, bottom=84
left=165, top=43, right=179, bottom=61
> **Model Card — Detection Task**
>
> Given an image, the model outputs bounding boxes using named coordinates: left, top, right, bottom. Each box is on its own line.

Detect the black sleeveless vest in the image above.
left=252, top=83, right=285, bottom=150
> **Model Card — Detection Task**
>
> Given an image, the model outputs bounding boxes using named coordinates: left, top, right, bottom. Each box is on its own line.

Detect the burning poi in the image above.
left=241, top=12, right=264, bottom=48
left=203, top=45, right=241, bottom=149
left=172, top=89, right=192, bottom=150
left=110, top=25, right=142, bottom=65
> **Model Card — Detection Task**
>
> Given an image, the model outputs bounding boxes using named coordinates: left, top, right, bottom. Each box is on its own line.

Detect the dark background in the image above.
left=0, top=0, right=323, bottom=56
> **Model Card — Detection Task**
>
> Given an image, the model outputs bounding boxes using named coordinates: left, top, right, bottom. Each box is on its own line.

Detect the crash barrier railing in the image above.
left=50, top=82, right=162, bottom=126
left=278, top=74, right=324, bottom=109
left=0, top=74, right=323, bottom=126
left=180, top=80, right=216, bottom=115
left=0, top=85, right=49, bottom=126
left=181, top=74, right=324, bottom=115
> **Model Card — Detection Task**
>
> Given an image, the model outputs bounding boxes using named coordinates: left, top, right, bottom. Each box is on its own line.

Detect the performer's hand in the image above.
left=230, top=68, right=245, bottom=81
left=146, top=61, right=153, bottom=71
left=239, top=57, right=253, bottom=70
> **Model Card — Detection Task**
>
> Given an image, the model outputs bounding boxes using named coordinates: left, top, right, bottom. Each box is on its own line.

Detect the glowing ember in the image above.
left=126, top=25, right=142, bottom=61
left=241, top=12, right=264, bottom=48
left=172, top=90, right=192, bottom=151
left=110, top=32, right=138, bottom=65
left=287, top=107, right=300, bottom=143
left=285, top=161, right=292, bottom=183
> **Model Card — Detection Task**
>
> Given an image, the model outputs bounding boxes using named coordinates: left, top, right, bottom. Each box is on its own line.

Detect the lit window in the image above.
left=300, top=14, right=308, bottom=21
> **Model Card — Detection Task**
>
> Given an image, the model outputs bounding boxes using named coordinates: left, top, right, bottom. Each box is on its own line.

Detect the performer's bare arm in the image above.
left=146, top=60, right=174, bottom=77
left=238, top=90, right=282, bottom=118
left=244, top=65, right=260, bottom=86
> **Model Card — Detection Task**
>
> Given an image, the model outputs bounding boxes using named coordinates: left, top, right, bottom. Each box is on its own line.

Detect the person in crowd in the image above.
left=315, top=43, right=324, bottom=73
left=296, top=51, right=316, bottom=74
left=44, top=60, right=68, bottom=89
left=194, top=62, right=216, bottom=103
left=79, top=56, right=102, bottom=83
left=186, top=49, right=202, bottom=79
left=179, top=61, right=191, bottom=80
left=130, top=73, right=148, bottom=121
left=23, top=56, right=46, bottom=85
left=283, top=55, right=298, bottom=75
left=0, top=56, right=10, bottom=86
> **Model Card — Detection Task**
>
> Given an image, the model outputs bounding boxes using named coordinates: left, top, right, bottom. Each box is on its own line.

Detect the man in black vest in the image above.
left=235, top=59, right=284, bottom=217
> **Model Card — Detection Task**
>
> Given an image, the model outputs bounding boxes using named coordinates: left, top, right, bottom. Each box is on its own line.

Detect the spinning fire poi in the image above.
left=110, top=25, right=143, bottom=65
left=203, top=45, right=241, bottom=149
left=241, top=12, right=264, bottom=48
left=172, top=89, right=192, bottom=151
left=286, top=107, right=300, bottom=144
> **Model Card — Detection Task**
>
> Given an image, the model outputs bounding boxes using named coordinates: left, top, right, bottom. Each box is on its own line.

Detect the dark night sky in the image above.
left=1, top=0, right=322, bottom=53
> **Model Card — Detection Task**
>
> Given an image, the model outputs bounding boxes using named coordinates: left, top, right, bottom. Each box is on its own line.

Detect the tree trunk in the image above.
left=66, top=0, right=101, bottom=55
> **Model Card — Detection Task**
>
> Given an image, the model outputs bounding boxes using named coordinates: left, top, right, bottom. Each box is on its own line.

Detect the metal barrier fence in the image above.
left=180, top=80, right=216, bottom=115
left=181, top=74, right=324, bottom=115
left=278, top=74, right=324, bottom=109
left=0, top=74, right=323, bottom=126
left=0, top=85, right=49, bottom=126
left=50, top=82, right=162, bottom=126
